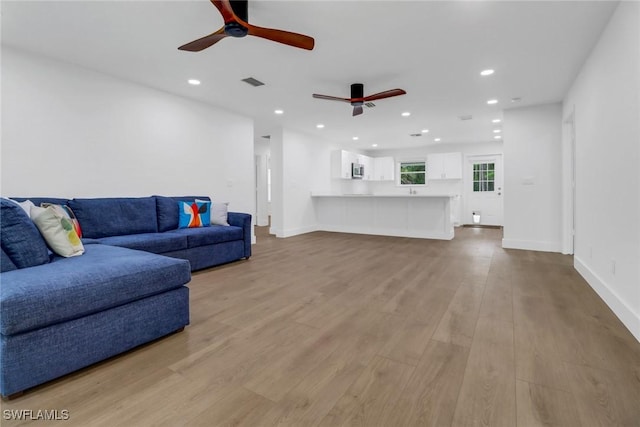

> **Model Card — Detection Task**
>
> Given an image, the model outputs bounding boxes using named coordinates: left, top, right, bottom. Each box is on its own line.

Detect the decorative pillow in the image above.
left=178, top=200, right=211, bottom=229
left=210, top=202, right=230, bottom=226
left=41, top=203, right=83, bottom=238
left=30, top=206, right=84, bottom=258
left=0, top=198, right=50, bottom=270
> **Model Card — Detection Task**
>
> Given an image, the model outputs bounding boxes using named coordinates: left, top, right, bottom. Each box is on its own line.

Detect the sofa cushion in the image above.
left=168, top=225, right=243, bottom=248
left=1, top=248, right=18, bottom=272
left=69, top=197, right=158, bottom=238
left=155, top=195, right=210, bottom=232
left=10, top=197, right=71, bottom=207
left=97, top=233, right=188, bottom=254
left=0, top=244, right=191, bottom=335
left=0, top=199, right=50, bottom=271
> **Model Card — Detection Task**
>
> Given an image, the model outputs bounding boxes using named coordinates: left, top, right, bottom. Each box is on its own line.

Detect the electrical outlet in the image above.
left=611, top=259, right=616, bottom=275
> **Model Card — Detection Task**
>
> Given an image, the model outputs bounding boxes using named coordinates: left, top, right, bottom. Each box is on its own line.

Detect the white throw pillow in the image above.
left=197, top=199, right=230, bottom=226
left=211, top=202, right=229, bottom=226
left=31, top=206, right=84, bottom=257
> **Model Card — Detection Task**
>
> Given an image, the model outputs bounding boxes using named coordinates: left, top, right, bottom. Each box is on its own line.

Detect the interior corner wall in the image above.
left=269, top=128, right=284, bottom=236
left=502, top=103, right=563, bottom=252
left=279, top=129, right=333, bottom=237
left=563, top=2, right=640, bottom=341
left=254, top=140, right=270, bottom=226
left=1, top=47, right=255, bottom=221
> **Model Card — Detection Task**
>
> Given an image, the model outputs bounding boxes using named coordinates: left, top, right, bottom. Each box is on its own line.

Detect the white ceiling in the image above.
left=1, top=1, right=617, bottom=150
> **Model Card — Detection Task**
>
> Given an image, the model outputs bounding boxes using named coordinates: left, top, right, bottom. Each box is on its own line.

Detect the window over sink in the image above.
left=398, top=160, right=426, bottom=185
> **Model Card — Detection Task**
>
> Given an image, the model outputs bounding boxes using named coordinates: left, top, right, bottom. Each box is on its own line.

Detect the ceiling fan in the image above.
left=313, top=84, right=407, bottom=116
left=178, top=0, right=315, bottom=52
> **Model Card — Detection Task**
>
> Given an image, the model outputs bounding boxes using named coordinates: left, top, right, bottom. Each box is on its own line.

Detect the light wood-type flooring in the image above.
left=2, top=227, right=640, bottom=426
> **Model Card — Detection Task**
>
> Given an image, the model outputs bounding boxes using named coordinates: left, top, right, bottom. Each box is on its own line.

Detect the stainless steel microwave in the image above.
left=352, top=162, right=364, bottom=179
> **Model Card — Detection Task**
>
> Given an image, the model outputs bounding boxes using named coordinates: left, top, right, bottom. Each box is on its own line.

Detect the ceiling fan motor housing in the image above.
left=225, top=0, right=249, bottom=37
left=225, top=22, right=248, bottom=37
left=351, top=83, right=364, bottom=106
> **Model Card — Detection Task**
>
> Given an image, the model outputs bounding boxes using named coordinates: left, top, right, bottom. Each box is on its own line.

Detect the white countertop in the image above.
left=311, top=192, right=457, bottom=198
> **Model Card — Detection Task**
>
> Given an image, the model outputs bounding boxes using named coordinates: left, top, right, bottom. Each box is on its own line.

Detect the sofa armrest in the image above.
left=227, top=212, right=252, bottom=258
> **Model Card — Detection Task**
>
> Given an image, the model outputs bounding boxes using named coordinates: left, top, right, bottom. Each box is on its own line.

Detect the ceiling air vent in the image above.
left=261, top=135, right=271, bottom=139
left=458, top=115, right=473, bottom=121
left=410, top=133, right=422, bottom=137
left=364, top=102, right=376, bottom=108
left=242, top=77, right=265, bottom=87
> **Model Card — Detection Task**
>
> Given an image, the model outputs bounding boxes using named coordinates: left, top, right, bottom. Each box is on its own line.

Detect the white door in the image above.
left=464, top=154, right=503, bottom=226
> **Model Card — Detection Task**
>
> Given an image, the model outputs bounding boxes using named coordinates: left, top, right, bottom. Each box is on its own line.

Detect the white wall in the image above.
left=563, top=2, right=640, bottom=341
left=282, top=129, right=333, bottom=237
left=1, top=48, right=255, bottom=222
left=268, top=129, right=284, bottom=236
left=254, top=140, right=270, bottom=226
left=502, top=103, right=563, bottom=252
left=269, top=128, right=336, bottom=237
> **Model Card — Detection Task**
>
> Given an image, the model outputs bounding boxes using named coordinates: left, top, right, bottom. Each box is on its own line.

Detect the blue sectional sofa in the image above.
left=0, top=196, right=252, bottom=398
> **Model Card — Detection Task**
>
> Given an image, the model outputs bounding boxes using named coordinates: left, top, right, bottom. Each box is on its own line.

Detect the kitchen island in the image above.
left=311, top=193, right=455, bottom=240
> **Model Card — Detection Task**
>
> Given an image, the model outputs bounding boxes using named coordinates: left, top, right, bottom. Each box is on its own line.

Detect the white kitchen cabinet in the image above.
left=332, top=150, right=372, bottom=179
left=359, top=155, right=373, bottom=180
left=428, top=152, right=462, bottom=180
left=373, top=157, right=395, bottom=181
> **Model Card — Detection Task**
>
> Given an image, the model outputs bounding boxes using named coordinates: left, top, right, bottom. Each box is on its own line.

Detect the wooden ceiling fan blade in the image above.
left=363, top=89, right=407, bottom=102
left=247, top=24, right=315, bottom=50
left=353, top=105, right=364, bottom=116
left=178, top=27, right=227, bottom=51
left=312, top=94, right=351, bottom=102
left=212, top=0, right=238, bottom=24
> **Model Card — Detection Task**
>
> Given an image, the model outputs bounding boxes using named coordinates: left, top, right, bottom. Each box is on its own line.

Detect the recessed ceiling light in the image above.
left=372, top=144, right=378, bottom=147
left=352, top=136, right=359, bottom=141
left=492, top=119, right=501, bottom=123
left=187, top=79, right=201, bottom=86
left=401, top=112, right=411, bottom=117
left=316, top=124, right=325, bottom=129
left=274, top=109, right=284, bottom=115
left=434, top=138, right=441, bottom=142
left=421, top=129, right=429, bottom=133
left=493, top=129, right=502, bottom=133
left=480, top=69, right=495, bottom=76
left=494, top=135, right=502, bottom=139
left=487, top=99, right=498, bottom=105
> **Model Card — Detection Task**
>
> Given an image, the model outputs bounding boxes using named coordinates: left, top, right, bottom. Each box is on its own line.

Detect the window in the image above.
left=399, top=161, right=426, bottom=185
left=473, top=162, right=495, bottom=192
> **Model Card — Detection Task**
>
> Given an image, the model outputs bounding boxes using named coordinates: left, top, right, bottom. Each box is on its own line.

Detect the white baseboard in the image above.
left=502, top=238, right=562, bottom=253
left=574, top=256, right=640, bottom=343
left=279, top=225, right=319, bottom=238
left=318, top=225, right=454, bottom=240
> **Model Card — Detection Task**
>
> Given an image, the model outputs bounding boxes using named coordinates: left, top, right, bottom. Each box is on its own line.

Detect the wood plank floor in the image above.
left=2, top=227, right=639, bottom=426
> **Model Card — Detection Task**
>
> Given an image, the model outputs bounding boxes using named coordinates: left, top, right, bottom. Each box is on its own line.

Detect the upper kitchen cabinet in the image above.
left=331, top=150, right=369, bottom=179
left=428, top=152, right=462, bottom=180
left=373, top=157, right=395, bottom=181
left=331, top=150, right=393, bottom=181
